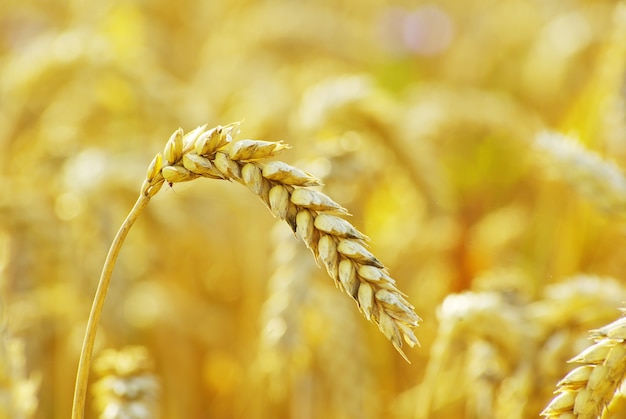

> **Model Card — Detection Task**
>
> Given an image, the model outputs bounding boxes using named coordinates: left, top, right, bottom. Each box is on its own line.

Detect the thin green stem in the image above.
left=71, top=193, right=151, bottom=419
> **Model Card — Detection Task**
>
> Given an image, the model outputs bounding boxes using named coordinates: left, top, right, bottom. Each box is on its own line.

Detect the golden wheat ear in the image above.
left=168, top=123, right=422, bottom=353
left=72, top=123, right=421, bottom=419
left=541, top=310, right=626, bottom=419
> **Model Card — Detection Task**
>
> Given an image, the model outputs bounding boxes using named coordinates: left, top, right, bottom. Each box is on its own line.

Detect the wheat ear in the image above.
left=72, top=123, right=421, bottom=419
left=72, top=195, right=151, bottom=419
left=157, top=123, right=420, bottom=354
left=541, top=311, right=626, bottom=419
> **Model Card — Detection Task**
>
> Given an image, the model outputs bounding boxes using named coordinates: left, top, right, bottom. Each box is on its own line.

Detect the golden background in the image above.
left=1, top=0, right=626, bottom=418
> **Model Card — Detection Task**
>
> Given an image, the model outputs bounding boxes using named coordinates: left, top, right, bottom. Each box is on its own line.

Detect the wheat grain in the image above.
left=148, top=123, right=421, bottom=360
left=541, top=311, right=626, bottom=419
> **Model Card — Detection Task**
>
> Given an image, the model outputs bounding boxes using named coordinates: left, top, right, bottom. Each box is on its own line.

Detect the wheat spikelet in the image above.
left=145, top=123, right=421, bottom=359
left=92, top=346, right=160, bottom=419
left=541, top=310, right=626, bottom=419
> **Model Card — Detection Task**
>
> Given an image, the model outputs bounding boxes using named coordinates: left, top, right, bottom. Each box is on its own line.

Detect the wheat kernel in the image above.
left=337, top=239, right=383, bottom=268
left=296, top=210, right=315, bottom=247
left=268, top=185, right=290, bottom=219
left=573, top=388, right=593, bottom=416
left=284, top=201, right=299, bottom=232
left=605, top=342, right=626, bottom=371
left=557, top=365, right=593, bottom=389
left=161, top=165, right=196, bottom=183
left=229, top=139, right=290, bottom=161
left=378, top=309, right=402, bottom=349
left=146, top=153, right=162, bottom=182
left=164, top=128, right=183, bottom=164
left=357, top=282, right=374, bottom=320
left=242, top=163, right=263, bottom=195
left=569, top=340, right=615, bottom=365
left=397, top=322, right=420, bottom=347
left=262, top=161, right=321, bottom=186
left=318, top=235, right=339, bottom=280
left=338, top=259, right=358, bottom=297
left=357, top=265, right=391, bottom=282
left=181, top=124, right=208, bottom=151
left=194, top=129, right=212, bottom=155
left=182, top=153, right=223, bottom=178
left=290, top=188, right=348, bottom=213
left=313, top=213, right=367, bottom=240
left=542, top=391, right=576, bottom=415
left=586, top=365, right=610, bottom=393
left=592, top=317, right=626, bottom=340
left=213, top=152, right=241, bottom=179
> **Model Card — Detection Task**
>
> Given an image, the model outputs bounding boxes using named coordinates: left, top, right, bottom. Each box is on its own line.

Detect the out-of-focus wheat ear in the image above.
left=256, top=222, right=378, bottom=418
left=541, top=312, right=626, bottom=419
left=416, top=290, right=527, bottom=418
left=92, top=346, right=160, bottom=419
left=534, top=131, right=626, bottom=217
left=0, top=307, right=40, bottom=419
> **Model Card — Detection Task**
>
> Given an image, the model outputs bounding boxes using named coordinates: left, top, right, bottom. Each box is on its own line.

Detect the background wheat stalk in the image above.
left=72, top=123, right=420, bottom=418
left=541, top=310, right=626, bottom=419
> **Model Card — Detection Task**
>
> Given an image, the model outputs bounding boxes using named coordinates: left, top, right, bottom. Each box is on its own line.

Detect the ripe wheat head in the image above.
left=73, top=122, right=422, bottom=419
left=143, top=123, right=421, bottom=359
left=542, top=310, right=626, bottom=419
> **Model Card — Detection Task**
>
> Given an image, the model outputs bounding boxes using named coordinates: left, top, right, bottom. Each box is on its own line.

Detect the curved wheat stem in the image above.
left=541, top=311, right=626, bottom=419
left=72, top=123, right=421, bottom=419
left=72, top=194, right=151, bottom=419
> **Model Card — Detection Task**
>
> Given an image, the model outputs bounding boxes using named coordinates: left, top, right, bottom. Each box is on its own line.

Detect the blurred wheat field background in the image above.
left=2, top=0, right=626, bottom=418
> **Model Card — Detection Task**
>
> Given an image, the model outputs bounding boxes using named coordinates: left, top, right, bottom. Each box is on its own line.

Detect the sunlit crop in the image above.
left=1, top=1, right=626, bottom=418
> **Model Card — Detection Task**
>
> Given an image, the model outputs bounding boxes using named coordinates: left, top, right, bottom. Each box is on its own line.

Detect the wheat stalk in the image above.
left=72, top=123, right=421, bottom=419
left=541, top=310, right=626, bottom=419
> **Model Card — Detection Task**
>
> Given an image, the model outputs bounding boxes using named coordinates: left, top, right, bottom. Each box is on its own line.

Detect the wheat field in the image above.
left=2, top=0, right=626, bottom=418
